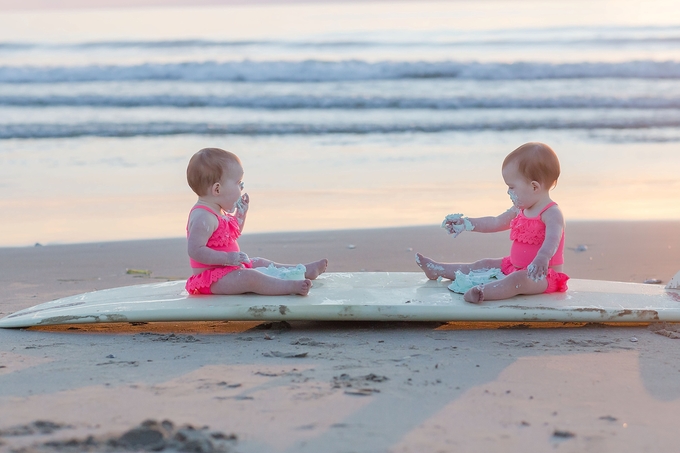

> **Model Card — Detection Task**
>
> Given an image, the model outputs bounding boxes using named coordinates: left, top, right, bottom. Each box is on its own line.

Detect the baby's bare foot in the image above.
left=464, top=285, right=484, bottom=304
left=305, top=259, right=328, bottom=280
left=415, top=253, right=444, bottom=280
left=295, top=279, right=313, bottom=296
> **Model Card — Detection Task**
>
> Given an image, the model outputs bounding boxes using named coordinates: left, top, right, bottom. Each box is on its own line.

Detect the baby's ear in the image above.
left=531, top=180, right=541, bottom=191
left=211, top=182, right=221, bottom=195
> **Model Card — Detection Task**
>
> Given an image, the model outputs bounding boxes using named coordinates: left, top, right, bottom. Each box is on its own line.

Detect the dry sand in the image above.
left=1, top=221, right=679, bottom=452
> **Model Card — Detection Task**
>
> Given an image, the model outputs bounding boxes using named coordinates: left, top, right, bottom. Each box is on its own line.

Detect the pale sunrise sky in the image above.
left=0, top=0, right=403, bottom=10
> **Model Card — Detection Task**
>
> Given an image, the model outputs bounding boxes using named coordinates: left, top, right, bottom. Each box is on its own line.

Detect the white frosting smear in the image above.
left=254, top=263, right=306, bottom=280
left=442, top=213, right=474, bottom=237
left=448, top=268, right=505, bottom=294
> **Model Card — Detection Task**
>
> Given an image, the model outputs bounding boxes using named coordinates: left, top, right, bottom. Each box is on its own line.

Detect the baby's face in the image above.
left=502, top=161, right=537, bottom=210
left=216, top=163, right=244, bottom=212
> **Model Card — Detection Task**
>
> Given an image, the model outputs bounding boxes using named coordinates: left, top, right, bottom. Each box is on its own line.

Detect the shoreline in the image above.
left=3, top=219, right=678, bottom=281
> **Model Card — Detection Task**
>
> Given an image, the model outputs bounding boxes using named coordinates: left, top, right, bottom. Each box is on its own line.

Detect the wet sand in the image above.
left=1, top=221, right=679, bottom=452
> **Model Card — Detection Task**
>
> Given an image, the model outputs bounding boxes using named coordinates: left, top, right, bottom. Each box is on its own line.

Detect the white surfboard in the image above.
left=1, top=272, right=679, bottom=328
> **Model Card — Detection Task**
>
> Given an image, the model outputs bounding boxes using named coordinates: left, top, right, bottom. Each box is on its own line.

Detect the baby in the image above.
left=185, top=147, right=327, bottom=296
left=416, top=142, right=569, bottom=303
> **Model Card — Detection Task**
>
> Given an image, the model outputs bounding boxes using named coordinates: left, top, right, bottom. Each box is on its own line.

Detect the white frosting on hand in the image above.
left=442, top=213, right=475, bottom=237
left=235, top=193, right=248, bottom=215
left=238, top=252, right=250, bottom=263
left=527, top=263, right=546, bottom=282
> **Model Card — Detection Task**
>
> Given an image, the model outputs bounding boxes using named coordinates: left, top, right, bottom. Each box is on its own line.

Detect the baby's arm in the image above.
left=444, top=208, right=516, bottom=236
left=187, top=210, right=249, bottom=266
left=527, top=206, right=564, bottom=281
left=234, top=193, right=249, bottom=232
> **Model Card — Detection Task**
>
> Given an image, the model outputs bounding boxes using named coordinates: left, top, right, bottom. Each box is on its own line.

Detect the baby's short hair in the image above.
left=503, top=142, right=561, bottom=188
left=187, top=147, right=241, bottom=196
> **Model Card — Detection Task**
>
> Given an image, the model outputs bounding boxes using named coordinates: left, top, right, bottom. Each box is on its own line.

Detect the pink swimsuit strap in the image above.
left=187, top=205, right=240, bottom=247
left=518, top=201, right=557, bottom=220
left=536, top=201, right=557, bottom=217
left=189, top=204, right=219, bottom=218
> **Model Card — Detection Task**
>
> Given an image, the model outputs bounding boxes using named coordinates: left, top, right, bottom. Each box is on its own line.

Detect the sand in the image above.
left=1, top=221, right=679, bottom=452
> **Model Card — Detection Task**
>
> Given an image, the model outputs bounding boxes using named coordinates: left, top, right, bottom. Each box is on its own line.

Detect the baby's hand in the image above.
left=225, top=251, right=250, bottom=266
left=235, top=193, right=249, bottom=217
left=442, top=213, right=474, bottom=238
left=527, top=259, right=548, bottom=282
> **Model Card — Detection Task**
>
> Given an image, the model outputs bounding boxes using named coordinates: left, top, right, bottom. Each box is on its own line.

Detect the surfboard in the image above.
left=1, top=272, right=679, bottom=328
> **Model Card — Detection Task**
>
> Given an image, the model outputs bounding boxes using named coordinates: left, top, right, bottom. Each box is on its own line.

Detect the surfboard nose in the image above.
left=666, top=270, right=680, bottom=290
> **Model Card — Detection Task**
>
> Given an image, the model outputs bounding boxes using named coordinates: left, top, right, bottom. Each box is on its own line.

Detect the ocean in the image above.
left=1, top=0, right=679, bottom=246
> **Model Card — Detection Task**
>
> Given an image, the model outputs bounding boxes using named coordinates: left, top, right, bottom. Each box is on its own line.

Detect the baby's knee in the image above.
left=505, top=270, right=529, bottom=283
left=474, top=258, right=501, bottom=269
left=506, top=270, right=547, bottom=292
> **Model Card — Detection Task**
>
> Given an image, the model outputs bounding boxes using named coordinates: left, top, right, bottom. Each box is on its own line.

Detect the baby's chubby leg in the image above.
left=464, top=270, right=548, bottom=303
left=416, top=254, right=502, bottom=281
left=250, top=257, right=328, bottom=280
left=211, top=269, right=312, bottom=296
left=415, top=254, right=458, bottom=280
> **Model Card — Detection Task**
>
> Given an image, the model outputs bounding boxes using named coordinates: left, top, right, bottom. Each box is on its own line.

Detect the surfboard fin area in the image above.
left=666, top=270, right=680, bottom=290
left=1, top=272, right=680, bottom=329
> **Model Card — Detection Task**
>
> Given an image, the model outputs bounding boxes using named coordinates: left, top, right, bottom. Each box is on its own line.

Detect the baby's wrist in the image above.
left=532, top=256, right=550, bottom=267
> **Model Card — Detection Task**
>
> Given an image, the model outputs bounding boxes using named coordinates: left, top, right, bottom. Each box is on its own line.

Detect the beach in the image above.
left=1, top=0, right=680, bottom=451
left=1, top=222, right=680, bottom=452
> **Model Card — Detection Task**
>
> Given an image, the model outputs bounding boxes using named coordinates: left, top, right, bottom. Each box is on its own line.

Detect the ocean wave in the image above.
left=3, top=118, right=680, bottom=140
left=2, top=60, right=680, bottom=84
left=3, top=25, right=680, bottom=51
left=3, top=94, right=680, bottom=110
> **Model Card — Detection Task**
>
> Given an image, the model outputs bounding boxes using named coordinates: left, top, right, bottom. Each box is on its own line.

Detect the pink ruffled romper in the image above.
left=500, top=201, right=569, bottom=293
left=185, top=205, right=252, bottom=295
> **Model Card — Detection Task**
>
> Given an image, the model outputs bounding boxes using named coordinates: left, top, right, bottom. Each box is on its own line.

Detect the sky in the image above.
left=0, top=0, right=414, bottom=11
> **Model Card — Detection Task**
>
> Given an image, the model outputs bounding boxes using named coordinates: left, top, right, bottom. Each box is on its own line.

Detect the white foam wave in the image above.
left=2, top=94, right=680, bottom=109
left=2, top=60, right=680, bottom=84
left=3, top=118, right=680, bottom=140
